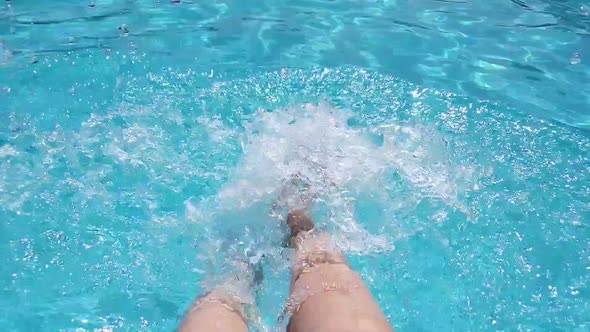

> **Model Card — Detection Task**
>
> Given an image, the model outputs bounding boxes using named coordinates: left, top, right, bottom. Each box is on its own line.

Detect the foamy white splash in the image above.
left=218, top=103, right=388, bottom=206
left=199, top=103, right=475, bottom=253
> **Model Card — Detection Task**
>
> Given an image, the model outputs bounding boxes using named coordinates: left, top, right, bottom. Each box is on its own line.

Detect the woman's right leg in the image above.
left=286, top=210, right=395, bottom=332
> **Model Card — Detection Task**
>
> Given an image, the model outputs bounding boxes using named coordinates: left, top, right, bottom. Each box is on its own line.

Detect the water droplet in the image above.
left=570, top=52, right=581, bottom=65
left=118, top=24, right=129, bottom=36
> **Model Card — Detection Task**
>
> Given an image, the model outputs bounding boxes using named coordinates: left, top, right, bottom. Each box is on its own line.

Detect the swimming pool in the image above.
left=1, top=0, right=589, bottom=331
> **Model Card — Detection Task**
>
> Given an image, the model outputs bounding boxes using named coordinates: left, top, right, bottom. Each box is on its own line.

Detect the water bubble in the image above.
left=570, top=52, right=582, bottom=65
left=118, top=24, right=129, bottom=36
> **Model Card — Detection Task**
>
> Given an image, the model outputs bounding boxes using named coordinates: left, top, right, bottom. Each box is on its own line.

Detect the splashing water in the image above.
left=1, top=62, right=589, bottom=331
left=201, top=103, right=476, bottom=255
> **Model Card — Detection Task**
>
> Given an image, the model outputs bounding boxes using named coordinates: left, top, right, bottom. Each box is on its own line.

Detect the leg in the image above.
left=179, top=261, right=259, bottom=332
left=286, top=210, right=395, bottom=332
left=178, top=290, right=248, bottom=332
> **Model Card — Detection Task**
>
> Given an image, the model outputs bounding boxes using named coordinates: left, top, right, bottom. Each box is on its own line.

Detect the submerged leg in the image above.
left=178, top=290, right=249, bottom=332
left=286, top=210, right=395, bottom=332
left=179, top=261, right=259, bottom=332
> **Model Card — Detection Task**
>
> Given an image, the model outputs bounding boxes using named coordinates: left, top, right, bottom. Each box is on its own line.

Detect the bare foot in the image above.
left=287, top=210, right=315, bottom=241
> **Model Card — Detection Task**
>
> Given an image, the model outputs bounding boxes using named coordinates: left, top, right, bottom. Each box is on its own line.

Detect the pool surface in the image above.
left=1, top=1, right=590, bottom=331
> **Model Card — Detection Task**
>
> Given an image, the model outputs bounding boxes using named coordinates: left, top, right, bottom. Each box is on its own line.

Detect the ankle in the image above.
left=287, top=210, right=315, bottom=239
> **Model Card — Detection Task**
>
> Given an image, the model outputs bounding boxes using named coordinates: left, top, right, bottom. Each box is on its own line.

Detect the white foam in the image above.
left=0, top=144, right=18, bottom=158
left=199, top=103, right=475, bottom=253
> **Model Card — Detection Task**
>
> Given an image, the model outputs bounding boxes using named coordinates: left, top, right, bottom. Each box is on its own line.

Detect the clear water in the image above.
left=1, top=1, right=589, bottom=331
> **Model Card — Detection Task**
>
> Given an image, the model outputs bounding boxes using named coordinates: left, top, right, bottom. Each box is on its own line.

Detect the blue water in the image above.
left=1, top=1, right=590, bottom=331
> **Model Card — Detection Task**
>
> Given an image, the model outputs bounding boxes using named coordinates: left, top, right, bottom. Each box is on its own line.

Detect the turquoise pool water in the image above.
left=1, top=0, right=590, bottom=331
